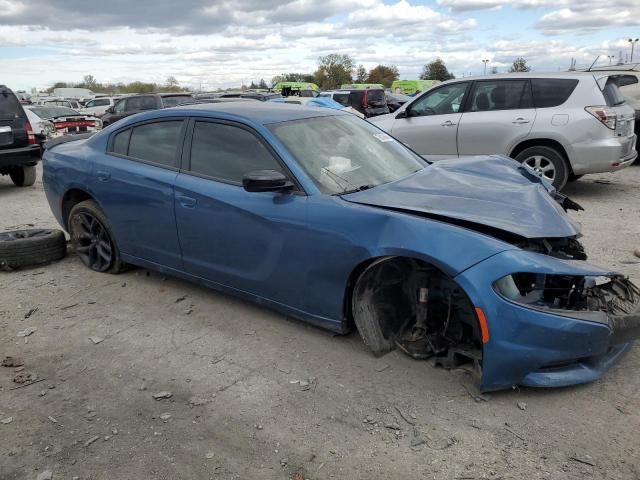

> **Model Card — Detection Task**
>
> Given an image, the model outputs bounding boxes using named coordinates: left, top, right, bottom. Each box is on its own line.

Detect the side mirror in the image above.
left=243, top=170, right=293, bottom=193
left=396, top=109, right=408, bottom=119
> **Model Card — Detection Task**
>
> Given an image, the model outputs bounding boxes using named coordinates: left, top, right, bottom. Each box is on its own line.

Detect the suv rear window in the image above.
left=161, top=95, right=191, bottom=107
left=0, top=88, right=26, bottom=119
left=365, top=90, right=386, bottom=106
left=602, top=78, right=626, bottom=107
left=531, top=79, right=578, bottom=108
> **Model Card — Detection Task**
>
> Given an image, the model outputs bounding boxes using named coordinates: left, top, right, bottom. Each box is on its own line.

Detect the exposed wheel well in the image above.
left=345, top=256, right=483, bottom=368
left=510, top=139, right=573, bottom=175
left=61, top=189, right=95, bottom=230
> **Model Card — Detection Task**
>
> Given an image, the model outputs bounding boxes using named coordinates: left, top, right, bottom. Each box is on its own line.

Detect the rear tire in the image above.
left=68, top=200, right=126, bottom=274
left=0, top=229, right=67, bottom=271
left=514, top=146, right=568, bottom=190
left=10, top=166, right=37, bottom=187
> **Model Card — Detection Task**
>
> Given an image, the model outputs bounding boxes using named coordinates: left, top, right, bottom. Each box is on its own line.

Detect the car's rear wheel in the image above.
left=68, top=200, right=125, bottom=273
left=514, top=146, right=568, bottom=190
left=9, top=166, right=37, bottom=187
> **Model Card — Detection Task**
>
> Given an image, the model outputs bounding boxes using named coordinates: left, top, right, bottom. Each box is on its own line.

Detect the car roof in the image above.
left=170, top=101, right=343, bottom=125
left=440, top=71, right=599, bottom=82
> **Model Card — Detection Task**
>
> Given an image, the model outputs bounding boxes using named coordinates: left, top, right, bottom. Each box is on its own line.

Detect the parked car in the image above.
left=369, top=72, right=638, bottom=189
left=101, top=93, right=193, bottom=126
left=24, top=108, right=55, bottom=147
left=80, top=97, right=116, bottom=116
left=320, top=88, right=389, bottom=117
left=0, top=85, right=40, bottom=186
left=587, top=65, right=640, bottom=154
left=42, top=103, right=640, bottom=392
left=44, top=99, right=81, bottom=109
left=386, top=92, right=412, bottom=113
left=26, top=105, right=102, bottom=137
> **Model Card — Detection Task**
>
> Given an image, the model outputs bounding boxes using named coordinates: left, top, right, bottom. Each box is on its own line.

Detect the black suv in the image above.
left=0, top=85, right=40, bottom=187
left=101, top=93, right=193, bottom=126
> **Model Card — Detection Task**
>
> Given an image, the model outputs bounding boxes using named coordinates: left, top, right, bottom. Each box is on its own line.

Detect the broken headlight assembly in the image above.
left=493, top=273, right=640, bottom=324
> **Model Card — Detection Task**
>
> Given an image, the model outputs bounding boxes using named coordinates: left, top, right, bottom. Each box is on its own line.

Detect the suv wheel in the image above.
left=9, top=166, right=36, bottom=187
left=514, top=146, right=568, bottom=190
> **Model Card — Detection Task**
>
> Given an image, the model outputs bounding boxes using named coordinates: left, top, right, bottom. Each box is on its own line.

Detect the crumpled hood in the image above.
left=342, top=155, right=580, bottom=239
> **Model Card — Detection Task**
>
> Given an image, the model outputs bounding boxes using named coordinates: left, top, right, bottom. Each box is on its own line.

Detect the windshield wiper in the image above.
left=340, top=184, right=374, bottom=195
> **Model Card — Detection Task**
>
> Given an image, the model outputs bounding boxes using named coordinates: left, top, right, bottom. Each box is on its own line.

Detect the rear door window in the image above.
left=140, top=96, right=157, bottom=110
left=531, top=79, right=578, bottom=108
left=189, top=121, right=284, bottom=184
left=332, top=93, right=349, bottom=106
left=127, top=120, right=184, bottom=167
left=126, top=97, right=143, bottom=111
left=0, top=88, right=26, bottom=119
left=110, top=129, right=131, bottom=156
left=616, top=75, right=639, bottom=87
left=468, top=80, right=531, bottom=112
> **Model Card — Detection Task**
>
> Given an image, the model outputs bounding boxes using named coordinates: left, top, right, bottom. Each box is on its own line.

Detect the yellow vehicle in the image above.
left=273, top=82, right=319, bottom=97
left=340, top=83, right=385, bottom=90
left=391, top=80, right=440, bottom=95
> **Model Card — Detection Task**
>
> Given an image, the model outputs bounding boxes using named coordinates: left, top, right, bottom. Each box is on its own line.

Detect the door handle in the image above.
left=96, top=171, right=111, bottom=182
left=177, top=195, right=197, bottom=208
left=512, top=118, right=530, bottom=124
left=441, top=120, right=457, bottom=127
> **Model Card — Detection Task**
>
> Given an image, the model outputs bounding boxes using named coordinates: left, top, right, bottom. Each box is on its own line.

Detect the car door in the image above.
left=174, top=119, right=309, bottom=308
left=457, top=79, right=536, bottom=157
left=389, top=82, right=470, bottom=160
left=91, top=118, right=186, bottom=269
left=109, top=98, right=127, bottom=122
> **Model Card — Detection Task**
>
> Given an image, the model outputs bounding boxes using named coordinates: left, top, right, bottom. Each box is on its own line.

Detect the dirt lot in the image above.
left=1, top=164, right=639, bottom=480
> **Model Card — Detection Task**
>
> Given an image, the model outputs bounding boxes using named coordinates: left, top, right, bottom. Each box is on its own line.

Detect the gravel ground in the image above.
left=1, top=164, right=639, bottom=480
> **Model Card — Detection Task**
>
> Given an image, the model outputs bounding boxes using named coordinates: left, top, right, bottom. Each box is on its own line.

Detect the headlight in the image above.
left=95, top=119, right=103, bottom=129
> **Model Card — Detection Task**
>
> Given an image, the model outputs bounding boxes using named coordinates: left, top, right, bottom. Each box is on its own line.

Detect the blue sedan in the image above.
left=42, top=103, right=640, bottom=392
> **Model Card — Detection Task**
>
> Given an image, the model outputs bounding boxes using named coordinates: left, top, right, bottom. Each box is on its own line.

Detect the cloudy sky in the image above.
left=1, top=0, right=639, bottom=92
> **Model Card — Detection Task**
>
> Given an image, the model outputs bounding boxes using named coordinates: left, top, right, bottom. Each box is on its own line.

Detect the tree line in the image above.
left=44, top=57, right=531, bottom=95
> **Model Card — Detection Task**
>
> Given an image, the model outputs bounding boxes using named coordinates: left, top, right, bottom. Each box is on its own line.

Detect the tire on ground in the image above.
left=9, top=166, right=37, bottom=187
left=514, top=145, right=568, bottom=190
left=0, top=229, right=67, bottom=271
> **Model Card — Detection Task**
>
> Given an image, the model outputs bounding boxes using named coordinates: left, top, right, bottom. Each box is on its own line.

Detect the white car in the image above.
left=26, top=105, right=102, bottom=138
left=24, top=107, right=55, bottom=147
left=80, top=97, right=116, bottom=116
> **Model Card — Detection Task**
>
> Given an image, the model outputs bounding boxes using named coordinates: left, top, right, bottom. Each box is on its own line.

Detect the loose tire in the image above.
left=9, top=166, right=37, bottom=187
left=68, top=200, right=126, bottom=274
left=514, top=146, right=568, bottom=190
left=0, top=229, right=67, bottom=271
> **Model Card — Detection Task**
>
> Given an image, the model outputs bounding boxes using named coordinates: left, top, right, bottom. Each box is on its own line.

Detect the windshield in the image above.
left=269, top=114, right=426, bottom=194
left=30, top=106, right=80, bottom=119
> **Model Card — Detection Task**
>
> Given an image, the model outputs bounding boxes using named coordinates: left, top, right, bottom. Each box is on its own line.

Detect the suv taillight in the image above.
left=585, top=106, right=617, bottom=130
left=25, top=120, right=36, bottom=145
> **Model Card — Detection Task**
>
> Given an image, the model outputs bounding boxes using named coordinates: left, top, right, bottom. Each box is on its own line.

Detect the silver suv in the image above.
left=369, top=72, right=637, bottom=189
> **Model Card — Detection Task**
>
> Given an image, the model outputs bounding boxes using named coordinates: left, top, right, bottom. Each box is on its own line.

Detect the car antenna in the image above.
left=586, top=55, right=600, bottom=72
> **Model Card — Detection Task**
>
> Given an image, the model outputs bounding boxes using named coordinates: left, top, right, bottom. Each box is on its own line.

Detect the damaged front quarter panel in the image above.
left=455, top=250, right=640, bottom=391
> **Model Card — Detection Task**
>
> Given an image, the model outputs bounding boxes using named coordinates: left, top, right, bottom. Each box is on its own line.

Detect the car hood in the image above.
left=341, top=155, right=581, bottom=239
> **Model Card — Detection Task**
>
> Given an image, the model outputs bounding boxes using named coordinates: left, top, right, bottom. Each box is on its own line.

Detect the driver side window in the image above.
left=113, top=99, right=125, bottom=113
left=409, top=82, right=469, bottom=117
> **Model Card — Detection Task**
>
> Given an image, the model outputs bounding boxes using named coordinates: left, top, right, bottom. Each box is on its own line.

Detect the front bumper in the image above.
left=456, top=251, right=639, bottom=391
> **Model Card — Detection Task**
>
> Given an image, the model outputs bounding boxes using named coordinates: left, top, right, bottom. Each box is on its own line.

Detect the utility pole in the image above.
left=482, top=59, right=489, bottom=75
left=629, top=38, right=639, bottom=63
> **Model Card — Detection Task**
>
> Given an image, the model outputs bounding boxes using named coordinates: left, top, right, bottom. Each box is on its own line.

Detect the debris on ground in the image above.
left=375, top=362, right=390, bottom=372
left=1, top=416, right=13, bottom=424
left=634, top=248, right=640, bottom=259
left=13, top=371, right=37, bottom=384
left=517, top=401, right=528, bottom=411
left=16, top=327, right=37, bottom=337
left=175, top=295, right=187, bottom=303
left=84, top=435, right=100, bottom=447
left=152, top=391, right=173, bottom=400
left=2, top=356, right=24, bottom=367
left=255, top=424, right=263, bottom=430
left=47, top=416, right=58, bottom=423
left=159, top=413, right=172, bottom=421
left=36, top=470, right=53, bottom=480
left=289, top=378, right=314, bottom=391
left=88, top=336, right=104, bottom=345
left=24, top=307, right=38, bottom=319
left=570, top=454, right=595, bottom=467
left=205, top=452, right=214, bottom=459
left=188, top=396, right=211, bottom=406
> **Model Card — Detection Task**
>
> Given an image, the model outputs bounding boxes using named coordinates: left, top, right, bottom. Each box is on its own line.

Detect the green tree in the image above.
left=509, top=57, right=530, bottom=72
left=271, top=73, right=315, bottom=86
left=366, top=65, right=399, bottom=88
left=258, top=78, right=268, bottom=89
left=355, top=65, right=367, bottom=83
left=313, top=53, right=355, bottom=89
left=249, top=81, right=258, bottom=89
left=420, top=58, right=455, bottom=81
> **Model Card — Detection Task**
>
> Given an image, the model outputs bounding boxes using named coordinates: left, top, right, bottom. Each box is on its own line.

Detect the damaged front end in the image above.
left=495, top=273, right=640, bottom=345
